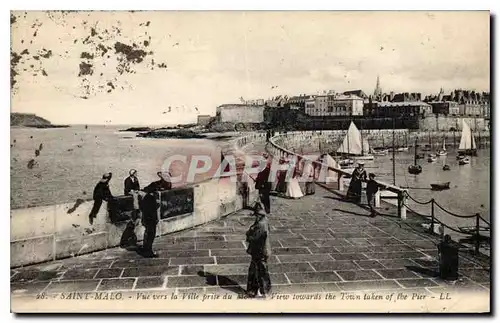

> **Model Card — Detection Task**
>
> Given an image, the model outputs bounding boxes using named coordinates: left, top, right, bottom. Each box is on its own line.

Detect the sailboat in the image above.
left=458, top=120, right=477, bottom=156
left=336, top=122, right=374, bottom=161
left=437, top=137, right=447, bottom=156
left=408, top=138, right=422, bottom=175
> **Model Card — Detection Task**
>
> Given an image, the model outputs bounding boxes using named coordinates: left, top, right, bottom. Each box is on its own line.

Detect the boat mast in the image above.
left=360, top=120, right=364, bottom=156
left=392, top=117, right=396, bottom=185
left=414, top=137, right=418, bottom=165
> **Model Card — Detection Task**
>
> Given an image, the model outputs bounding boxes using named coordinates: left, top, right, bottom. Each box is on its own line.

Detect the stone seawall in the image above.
left=273, top=129, right=490, bottom=155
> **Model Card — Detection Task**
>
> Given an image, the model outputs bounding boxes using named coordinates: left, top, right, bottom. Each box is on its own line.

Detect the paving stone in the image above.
left=334, top=246, right=374, bottom=253
left=336, top=270, right=383, bottom=281
left=11, top=281, right=51, bottom=296
left=354, top=260, right=385, bottom=270
left=218, top=273, right=288, bottom=286
left=111, top=258, right=171, bottom=268
left=366, top=238, right=404, bottom=246
left=378, top=259, right=420, bottom=269
left=278, top=239, right=319, bottom=248
left=10, top=270, right=61, bottom=283
left=336, top=279, right=402, bottom=291
left=307, top=246, right=341, bottom=254
left=269, top=262, right=315, bottom=273
left=309, top=260, right=359, bottom=271
left=204, top=264, right=249, bottom=275
left=365, top=251, right=426, bottom=260
left=135, top=277, right=165, bottom=289
left=286, top=271, right=342, bottom=284
left=376, top=269, right=420, bottom=279
left=330, top=253, right=369, bottom=261
left=169, top=257, right=215, bottom=266
left=94, top=268, right=124, bottom=279
left=45, top=280, right=100, bottom=293
left=122, top=265, right=179, bottom=277
left=61, top=268, right=99, bottom=280
left=156, top=249, right=210, bottom=258
left=180, top=265, right=204, bottom=275
left=277, top=254, right=333, bottom=263
left=403, top=240, right=439, bottom=250
left=379, top=244, right=416, bottom=252
left=271, top=247, right=311, bottom=255
left=311, top=239, right=353, bottom=247
left=271, top=283, right=341, bottom=294
left=222, top=235, right=246, bottom=241
left=396, top=278, right=439, bottom=288
left=98, top=278, right=135, bottom=291
left=153, top=242, right=196, bottom=250
left=210, top=249, right=248, bottom=257
left=195, top=241, right=245, bottom=250
left=346, top=238, right=374, bottom=246
left=411, top=258, right=438, bottom=268
left=167, top=275, right=215, bottom=288
left=459, top=269, right=490, bottom=283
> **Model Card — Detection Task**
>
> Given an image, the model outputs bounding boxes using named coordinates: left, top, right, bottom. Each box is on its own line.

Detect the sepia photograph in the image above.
left=9, top=9, right=491, bottom=313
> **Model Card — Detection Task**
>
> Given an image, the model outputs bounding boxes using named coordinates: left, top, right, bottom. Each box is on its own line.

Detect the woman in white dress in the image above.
left=286, top=162, right=304, bottom=199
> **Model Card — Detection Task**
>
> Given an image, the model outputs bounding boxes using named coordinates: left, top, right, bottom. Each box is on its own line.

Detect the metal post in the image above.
left=157, top=191, right=162, bottom=237
left=475, top=213, right=480, bottom=255
left=430, top=198, right=435, bottom=234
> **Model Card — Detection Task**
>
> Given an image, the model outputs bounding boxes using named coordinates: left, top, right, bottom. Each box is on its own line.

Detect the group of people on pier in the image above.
left=89, top=170, right=173, bottom=258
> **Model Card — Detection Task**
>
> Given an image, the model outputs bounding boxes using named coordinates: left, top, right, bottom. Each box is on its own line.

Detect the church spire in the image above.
left=374, top=75, right=382, bottom=98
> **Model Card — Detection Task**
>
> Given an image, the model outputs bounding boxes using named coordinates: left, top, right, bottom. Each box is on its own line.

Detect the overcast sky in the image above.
left=11, top=11, right=490, bottom=125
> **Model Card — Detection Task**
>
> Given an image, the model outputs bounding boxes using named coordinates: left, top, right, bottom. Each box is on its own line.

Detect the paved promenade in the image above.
left=11, top=184, right=490, bottom=299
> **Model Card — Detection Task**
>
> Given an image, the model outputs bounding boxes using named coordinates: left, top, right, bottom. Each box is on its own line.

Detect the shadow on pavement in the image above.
left=405, top=265, right=440, bottom=278
left=197, top=271, right=247, bottom=296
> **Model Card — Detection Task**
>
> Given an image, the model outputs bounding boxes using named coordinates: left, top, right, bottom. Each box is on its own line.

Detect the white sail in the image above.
left=459, top=120, right=476, bottom=151
left=337, top=122, right=363, bottom=155
left=362, top=138, right=370, bottom=154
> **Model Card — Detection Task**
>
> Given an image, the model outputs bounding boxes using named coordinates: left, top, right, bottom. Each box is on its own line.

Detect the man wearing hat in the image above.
left=144, top=171, right=172, bottom=193
left=346, top=162, right=367, bottom=203
left=124, top=169, right=140, bottom=196
left=246, top=202, right=272, bottom=298
left=89, top=172, right=113, bottom=225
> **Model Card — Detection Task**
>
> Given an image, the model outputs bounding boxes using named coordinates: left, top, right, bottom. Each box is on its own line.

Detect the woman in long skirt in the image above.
left=345, top=162, right=367, bottom=203
left=286, top=166, right=304, bottom=199
left=303, top=161, right=316, bottom=195
left=275, top=158, right=288, bottom=195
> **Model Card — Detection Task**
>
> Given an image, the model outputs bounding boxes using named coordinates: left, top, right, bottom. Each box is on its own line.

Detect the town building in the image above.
left=215, top=104, right=265, bottom=123
left=197, top=114, right=213, bottom=126
left=364, top=101, right=432, bottom=118
left=304, top=94, right=363, bottom=117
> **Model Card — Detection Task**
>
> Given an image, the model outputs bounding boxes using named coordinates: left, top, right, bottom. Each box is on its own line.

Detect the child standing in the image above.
left=366, top=173, right=379, bottom=217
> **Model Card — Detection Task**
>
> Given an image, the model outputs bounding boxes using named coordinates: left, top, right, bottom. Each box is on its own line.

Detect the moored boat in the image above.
left=408, top=138, right=422, bottom=175
left=459, top=157, right=470, bottom=165
left=458, top=120, right=477, bottom=156
left=430, top=182, right=450, bottom=190
left=442, top=164, right=451, bottom=171
left=336, top=121, right=374, bottom=161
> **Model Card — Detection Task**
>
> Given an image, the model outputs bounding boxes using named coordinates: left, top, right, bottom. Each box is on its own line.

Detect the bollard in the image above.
left=430, top=198, right=435, bottom=234
left=398, top=191, right=407, bottom=220
left=374, top=190, right=381, bottom=208
left=337, top=173, right=344, bottom=192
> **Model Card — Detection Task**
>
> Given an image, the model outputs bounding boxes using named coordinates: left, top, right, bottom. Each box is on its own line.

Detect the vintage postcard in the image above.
left=10, top=10, right=490, bottom=313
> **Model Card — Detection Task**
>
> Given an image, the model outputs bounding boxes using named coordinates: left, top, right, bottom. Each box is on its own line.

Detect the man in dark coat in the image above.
left=140, top=190, right=160, bottom=258
left=246, top=202, right=272, bottom=298
left=346, top=162, right=367, bottom=203
left=255, top=159, right=272, bottom=214
left=144, top=171, right=172, bottom=193
left=89, top=172, right=113, bottom=225
left=124, top=169, right=140, bottom=195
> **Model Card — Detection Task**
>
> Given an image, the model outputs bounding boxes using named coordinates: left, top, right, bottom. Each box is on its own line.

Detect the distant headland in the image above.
left=10, top=113, right=69, bottom=129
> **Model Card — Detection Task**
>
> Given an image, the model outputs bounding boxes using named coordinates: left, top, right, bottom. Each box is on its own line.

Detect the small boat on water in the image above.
left=431, top=182, right=451, bottom=190
left=371, top=148, right=388, bottom=156
left=442, top=164, right=451, bottom=171
left=437, top=137, right=447, bottom=156
left=459, top=157, right=470, bottom=165
left=427, top=153, right=437, bottom=163
left=416, top=153, right=425, bottom=159
left=458, top=120, right=477, bottom=156
left=336, top=121, right=374, bottom=161
left=408, top=138, right=422, bottom=175
left=421, top=145, right=432, bottom=152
